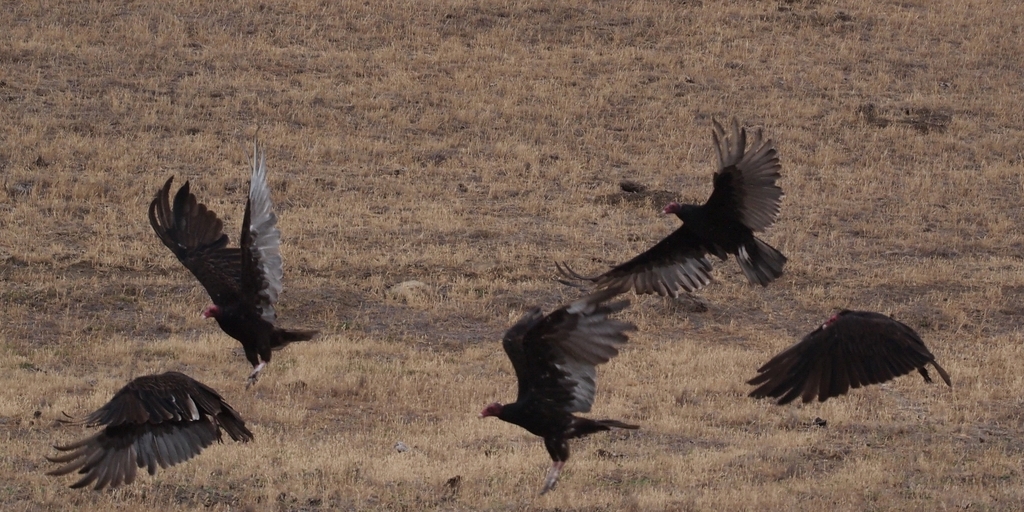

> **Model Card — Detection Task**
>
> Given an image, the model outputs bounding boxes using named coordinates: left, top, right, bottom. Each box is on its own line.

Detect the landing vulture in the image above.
left=480, top=288, right=638, bottom=494
left=47, top=372, right=252, bottom=490
left=149, top=142, right=317, bottom=386
left=558, top=118, right=786, bottom=298
left=748, top=310, right=952, bottom=404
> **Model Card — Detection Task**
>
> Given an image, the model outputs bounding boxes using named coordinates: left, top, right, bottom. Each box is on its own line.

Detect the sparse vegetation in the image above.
left=1, top=0, right=1023, bottom=510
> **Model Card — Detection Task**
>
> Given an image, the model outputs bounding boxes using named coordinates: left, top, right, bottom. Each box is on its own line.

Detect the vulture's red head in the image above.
left=823, top=311, right=846, bottom=329
left=662, top=202, right=682, bottom=215
left=480, top=402, right=503, bottom=418
left=201, top=304, right=221, bottom=319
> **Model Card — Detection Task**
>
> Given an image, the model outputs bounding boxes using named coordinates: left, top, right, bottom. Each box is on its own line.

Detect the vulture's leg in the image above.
left=539, top=461, right=565, bottom=495
left=246, top=362, right=266, bottom=389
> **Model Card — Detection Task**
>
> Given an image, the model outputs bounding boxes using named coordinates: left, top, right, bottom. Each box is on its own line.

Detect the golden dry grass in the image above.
left=2, top=0, right=1024, bottom=510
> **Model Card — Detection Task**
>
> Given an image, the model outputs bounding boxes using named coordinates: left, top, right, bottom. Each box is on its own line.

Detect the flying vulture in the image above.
left=557, top=118, right=786, bottom=298
left=46, top=372, right=252, bottom=490
left=480, top=288, right=638, bottom=495
left=748, top=310, right=952, bottom=405
left=149, top=142, right=317, bottom=387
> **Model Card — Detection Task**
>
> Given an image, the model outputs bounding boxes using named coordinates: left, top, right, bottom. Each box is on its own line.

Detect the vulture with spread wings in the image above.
left=46, top=372, right=252, bottom=490
left=480, top=289, right=638, bottom=495
left=558, top=118, right=786, bottom=298
left=748, top=310, right=952, bottom=405
left=149, top=143, right=317, bottom=387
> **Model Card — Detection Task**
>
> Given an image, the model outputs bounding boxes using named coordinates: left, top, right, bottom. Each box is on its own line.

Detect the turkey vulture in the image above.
left=46, top=372, right=252, bottom=490
left=557, top=118, right=786, bottom=298
left=480, top=288, right=638, bottom=495
left=149, top=142, right=317, bottom=387
left=747, top=310, right=952, bottom=405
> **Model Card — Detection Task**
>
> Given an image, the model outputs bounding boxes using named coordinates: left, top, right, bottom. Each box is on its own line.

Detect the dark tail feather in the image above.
left=568, top=417, right=640, bottom=439
left=736, top=237, right=786, bottom=286
left=932, top=360, right=952, bottom=387
left=216, top=411, right=255, bottom=442
left=595, top=419, right=639, bottom=430
left=918, top=360, right=952, bottom=387
left=272, top=328, right=318, bottom=350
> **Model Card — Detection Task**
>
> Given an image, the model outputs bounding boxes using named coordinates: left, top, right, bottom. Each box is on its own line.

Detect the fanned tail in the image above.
left=736, top=237, right=786, bottom=287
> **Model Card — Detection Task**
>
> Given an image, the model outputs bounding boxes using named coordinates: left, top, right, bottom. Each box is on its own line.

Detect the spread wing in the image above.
left=46, top=372, right=253, bottom=490
left=502, top=288, right=635, bottom=413
left=239, top=142, right=283, bottom=324
left=557, top=227, right=714, bottom=298
left=702, top=118, right=782, bottom=232
left=149, top=177, right=245, bottom=307
left=747, top=310, right=952, bottom=405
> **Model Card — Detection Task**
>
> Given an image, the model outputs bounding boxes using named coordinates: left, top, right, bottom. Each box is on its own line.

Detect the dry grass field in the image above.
left=2, top=0, right=1024, bottom=510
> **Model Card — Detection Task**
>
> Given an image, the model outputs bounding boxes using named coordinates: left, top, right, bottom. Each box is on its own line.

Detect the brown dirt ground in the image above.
left=1, top=0, right=1024, bottom=510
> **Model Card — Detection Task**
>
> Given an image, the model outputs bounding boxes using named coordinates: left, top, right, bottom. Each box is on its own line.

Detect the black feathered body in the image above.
left=490, top=290, right=639, bottom=469
left=497, top=401, right=634, bottom=462
left=148, top=144, right=318, bottom=376
left=555, top=118, right=786, bottom=297
left=211, top=303, right=315, bottom=368
left=46, top=372, right=252, bottom=490
left=748, top=310, right=952, bottom=405
left=497, top=401, right=574, bottom=461
left=672, top=202, right=747, bottom=261
left=672, top=190, right=785, bottom=287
